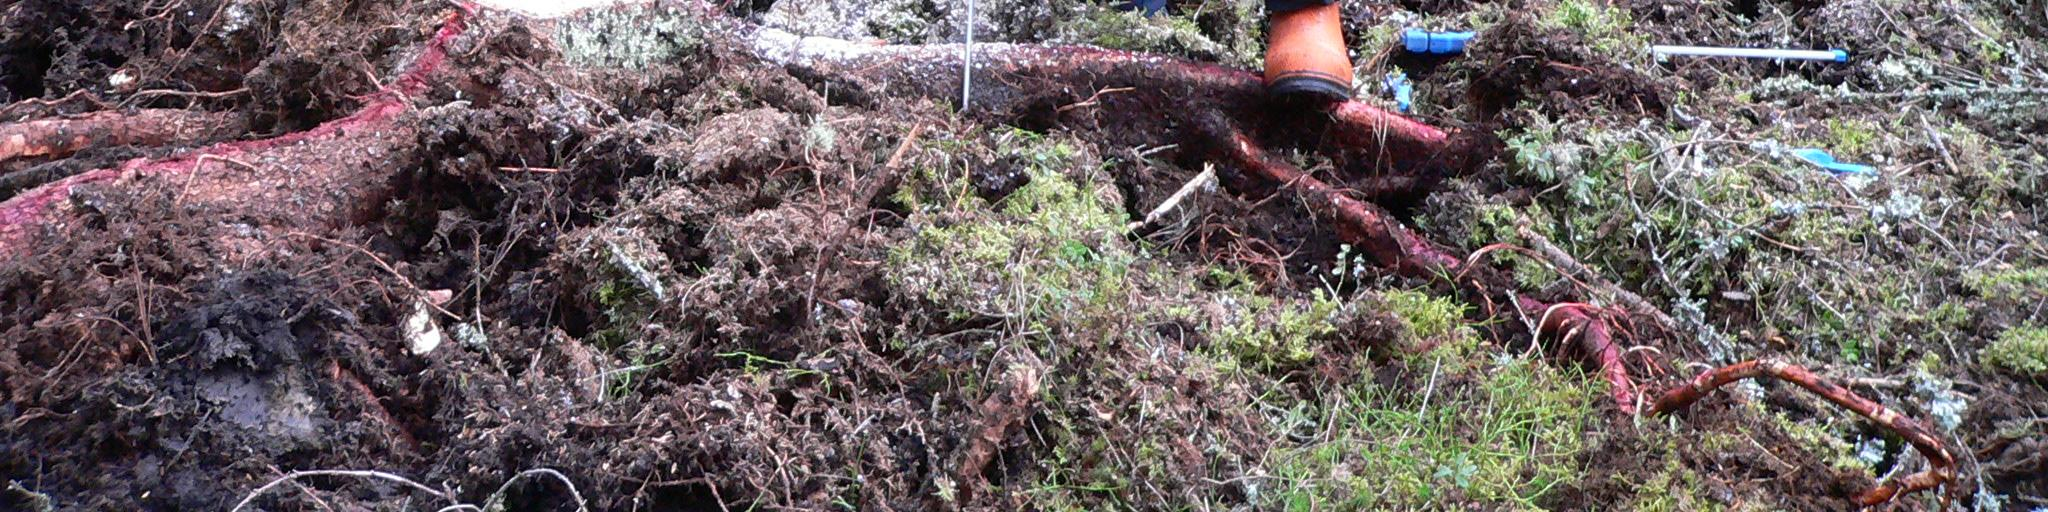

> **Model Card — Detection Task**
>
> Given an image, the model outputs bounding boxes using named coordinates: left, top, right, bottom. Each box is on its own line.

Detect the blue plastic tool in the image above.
left=1122, top=0, right=1168, bottom=16
left=1384, top=71, right=1413, bottom=113
left=1403, top=29, right=1477, bottom=55
left=1790, top=148, right=1875, bottom=175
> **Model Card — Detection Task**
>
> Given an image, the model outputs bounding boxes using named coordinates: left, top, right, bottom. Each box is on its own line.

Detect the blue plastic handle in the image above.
left=1791, top=148, right=1875, bottom=175
left=1403, top=29, right=1476, bottom=55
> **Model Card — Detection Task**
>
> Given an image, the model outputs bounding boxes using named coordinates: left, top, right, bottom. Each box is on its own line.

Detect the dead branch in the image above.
left=1511, top=217, right=1678, bottom=333
left=0, top=109, right=244, bottom=164
left=1649, top=359, right=1956, bottom=506
left=1128, top=164, right=1216, bottom=232
left=231, top=469, right=456, bottom=512
left=0, top=90, right=110, bottom=122
left=954, top=353, right=1044, bottom=499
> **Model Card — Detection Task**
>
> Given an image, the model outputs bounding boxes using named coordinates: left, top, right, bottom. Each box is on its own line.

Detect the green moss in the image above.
left=1541, top=0, right=1646, bottom=63
left=1265, top=357, right=1598, bottom=509
left=1823, top=119, right=1881, bottom=159
left=1208, top=270, right=1346, bottom=372
left=1061, top=7, right=1229, bottom=62
left=1467, top=203, right=1524, bottom=248
left=1381, top=289, right=1476, bottom=357
left=887, top=130, right=1134, bottom=332
left=1762, top=405, right=1871, bottom=475
left=1982, top=326, right=2048, bottom=375
left=1628, top=458, right=1722, bottom=512
left=1965, top=267, right=2048, bottom=301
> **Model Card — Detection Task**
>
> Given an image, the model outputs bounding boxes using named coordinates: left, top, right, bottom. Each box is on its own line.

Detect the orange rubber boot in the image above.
left=1263, top=2, right=1353, bottom=101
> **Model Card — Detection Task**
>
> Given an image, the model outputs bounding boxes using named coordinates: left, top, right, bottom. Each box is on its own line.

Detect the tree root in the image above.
left=0, top=3, right=475, bottom=253
left=743, top=25, right=1451, bottom=164
left=1649, top=359, right=1957, bottom=507
left=1210, top=122, right=1641, bottom=407
left=669, top=19, right=1976, bottom=506
left=3, top=4, right=1955, bottom=506
left=736, top=22, right=1650, bottom=415
left=0, top=109, right=244, bottom=165
left=1517, top=296, right=1638, bottom=413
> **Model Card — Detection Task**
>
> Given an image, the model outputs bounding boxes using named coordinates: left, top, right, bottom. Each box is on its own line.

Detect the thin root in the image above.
left=1649, top=359, right=1956, bottom=506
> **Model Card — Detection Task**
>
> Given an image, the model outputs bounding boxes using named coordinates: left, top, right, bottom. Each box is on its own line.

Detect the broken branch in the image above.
left=1128, top=164, right=1216, bottom=232
left=954, top=354, right=1043, bottom=499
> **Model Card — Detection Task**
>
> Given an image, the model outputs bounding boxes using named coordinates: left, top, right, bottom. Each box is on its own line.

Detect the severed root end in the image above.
left=1650, top=359, right=1957, bottom=507
left=1519, top=297, right=1638, bottom=414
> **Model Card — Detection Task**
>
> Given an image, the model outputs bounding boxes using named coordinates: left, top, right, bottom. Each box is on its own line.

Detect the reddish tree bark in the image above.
left=0, top=4, right=474, bottom=252
left=1650, top=359, right=1957, bottom=506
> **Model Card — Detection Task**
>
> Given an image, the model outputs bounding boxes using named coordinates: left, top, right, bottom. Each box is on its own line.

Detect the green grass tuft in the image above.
left=1264, top=355, right=1598, bottom=509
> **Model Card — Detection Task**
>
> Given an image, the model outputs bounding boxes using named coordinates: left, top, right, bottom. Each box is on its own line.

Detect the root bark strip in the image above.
left=0, top=109, right=243, bottom=164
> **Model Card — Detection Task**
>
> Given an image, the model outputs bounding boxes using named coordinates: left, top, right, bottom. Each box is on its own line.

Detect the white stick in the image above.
left=962, top=0, right=975, bottom=110
left=1651, top=45, right=1846, bottom=62
left=1127, top=165, right=1217, bottom=231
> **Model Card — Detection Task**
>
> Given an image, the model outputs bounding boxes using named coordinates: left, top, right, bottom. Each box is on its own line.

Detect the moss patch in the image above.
left=1982, top=326, right=2048, bottom=375
left=888, top=129, right=1135, bottom=332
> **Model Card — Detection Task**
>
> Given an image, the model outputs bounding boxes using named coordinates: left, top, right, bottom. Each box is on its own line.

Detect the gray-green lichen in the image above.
left=553, top=4, right=710, bottom=69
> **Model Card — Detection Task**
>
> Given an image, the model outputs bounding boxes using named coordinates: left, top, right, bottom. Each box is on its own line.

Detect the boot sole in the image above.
left=1266, top=72, right=1352, bottom=102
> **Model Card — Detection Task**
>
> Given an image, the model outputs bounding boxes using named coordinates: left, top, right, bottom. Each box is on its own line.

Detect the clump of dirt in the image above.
left=1459, top=14, right=1667, bottom=120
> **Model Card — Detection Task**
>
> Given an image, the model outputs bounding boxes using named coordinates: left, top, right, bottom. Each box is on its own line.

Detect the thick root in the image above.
left=0, top=6, right=474, bottom=253
left=1517, top=296, right=1638, bottom=414
left=744, top=25, right=1451, bottom=163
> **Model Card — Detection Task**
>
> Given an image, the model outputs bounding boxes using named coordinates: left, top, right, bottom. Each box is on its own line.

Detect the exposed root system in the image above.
left=2, top=0, right=2029, bottom=509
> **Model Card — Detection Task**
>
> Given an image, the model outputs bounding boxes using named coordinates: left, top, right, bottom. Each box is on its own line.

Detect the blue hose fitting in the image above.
left=1402, top=29, right=1476, bottom=55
